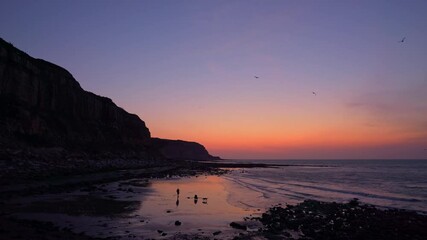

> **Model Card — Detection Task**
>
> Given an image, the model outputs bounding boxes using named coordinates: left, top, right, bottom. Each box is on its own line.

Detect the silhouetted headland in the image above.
left=0, top=38, right=219, bottom=184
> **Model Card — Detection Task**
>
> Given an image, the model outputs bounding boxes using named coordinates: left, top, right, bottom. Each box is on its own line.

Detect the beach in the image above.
left=0, top=162, right=244, bottom=239
left=1, top=160, right=427, bottom=239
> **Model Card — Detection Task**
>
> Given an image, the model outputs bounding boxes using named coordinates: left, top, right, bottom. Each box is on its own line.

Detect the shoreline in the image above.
left=0, top=165, right=247, bottom=240
left=1, top=162, right=427, bottom=240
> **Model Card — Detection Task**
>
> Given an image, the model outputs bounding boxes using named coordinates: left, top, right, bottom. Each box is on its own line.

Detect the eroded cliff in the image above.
left=0, top=38, right=151, bottom=151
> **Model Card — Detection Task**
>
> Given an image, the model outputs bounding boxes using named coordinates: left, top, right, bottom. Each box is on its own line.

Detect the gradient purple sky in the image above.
left=1, top=0, right=427, bottom=159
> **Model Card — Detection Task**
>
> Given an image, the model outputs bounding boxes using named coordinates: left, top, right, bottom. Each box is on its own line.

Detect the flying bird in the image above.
left=312, top=91, right=317, bottom=96
left=254, top=76, right=259, bottom=79
left=399, top=37, right=406, bottom=43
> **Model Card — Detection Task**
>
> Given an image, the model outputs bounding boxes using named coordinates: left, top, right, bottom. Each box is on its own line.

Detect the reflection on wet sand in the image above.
left=135, top=176, right=255, bottom=238
left=7, top=175, right=257, bottom=239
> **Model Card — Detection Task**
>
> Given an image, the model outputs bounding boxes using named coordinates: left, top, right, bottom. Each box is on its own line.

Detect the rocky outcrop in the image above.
left=150, top=138, right=220, bottom=161
left=0, top=38, right=151, bottom=151
left=0, top=37, right=220, bottom=169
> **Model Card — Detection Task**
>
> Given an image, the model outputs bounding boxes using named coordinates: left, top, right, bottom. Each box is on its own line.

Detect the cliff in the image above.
left=0, top=37, right=219, bottom=165
left=150, top=138, right=220, bottom=161
left=0, top=38, right=151, bottom=152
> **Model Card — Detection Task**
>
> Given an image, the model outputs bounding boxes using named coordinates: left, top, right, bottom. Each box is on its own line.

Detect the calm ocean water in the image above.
left=13, top=160, right=427, bottom=238
left=224, top=159, right=427, bottom=213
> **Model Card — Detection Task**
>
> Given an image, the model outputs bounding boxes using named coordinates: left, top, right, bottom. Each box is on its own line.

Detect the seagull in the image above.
left=399, top=37, right=406, bottom=43
left=312, top=91, right=317, bottom=96
left=254, top=76, right=259, bottom=79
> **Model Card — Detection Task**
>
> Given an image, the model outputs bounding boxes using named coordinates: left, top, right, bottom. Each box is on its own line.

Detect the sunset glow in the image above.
left=2, top=0, right=426, bottom=159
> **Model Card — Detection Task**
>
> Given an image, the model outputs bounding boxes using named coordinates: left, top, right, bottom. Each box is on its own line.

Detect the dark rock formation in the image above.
left=0, top=36, right=221, bottom=178
left=0, top=38, right=151, bottom=152
left=229, top=221, right=247, bottom=230
left=150, top=138, right=220, bottom=161
left=235, top=199, right=427, bottom=240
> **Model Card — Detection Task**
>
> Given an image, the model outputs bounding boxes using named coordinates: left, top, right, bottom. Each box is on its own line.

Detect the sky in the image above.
left=1, top=0, right=427, bottom=159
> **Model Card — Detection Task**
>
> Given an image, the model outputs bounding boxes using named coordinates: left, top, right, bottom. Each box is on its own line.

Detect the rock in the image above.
left=230, top=222, right=247, bottom=230
left=213, top=230, right=222, bottom=235
left=349, top=198, right=360, bottom=207
left=0, top=38, right=151, bottom=151
left=150, top=138, right=220, bottom=160
left=0, top=37, right=222, bottom=183
left=238, top=199, right=427, bottom=240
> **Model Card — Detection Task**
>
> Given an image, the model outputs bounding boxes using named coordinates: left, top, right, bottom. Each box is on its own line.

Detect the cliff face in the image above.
left=0, top=38, right=220, bottom=163
left=150, top=138, right=220, bottom=161
left=0, top=38, right=150, bottom=151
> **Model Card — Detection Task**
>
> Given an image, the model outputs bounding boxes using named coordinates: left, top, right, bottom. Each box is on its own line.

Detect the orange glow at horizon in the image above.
left=144, top=100, right=426, bottom=159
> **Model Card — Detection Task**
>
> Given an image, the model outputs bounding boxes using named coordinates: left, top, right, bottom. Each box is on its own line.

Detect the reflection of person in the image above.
left=194, top=194, right=198, bottom=204
left=175, top=188, right=180, bottom=207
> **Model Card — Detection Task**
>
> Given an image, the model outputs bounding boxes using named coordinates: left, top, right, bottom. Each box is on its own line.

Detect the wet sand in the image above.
left=1, top=168, right=258, bottom=240
left=2, top=162, right=427, bottom=240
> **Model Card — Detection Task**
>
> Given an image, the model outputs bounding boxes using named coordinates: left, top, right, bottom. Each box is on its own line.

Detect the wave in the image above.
left=251, top=176, right=423, bottom=203
left=224, top=172, right=425, bottom=209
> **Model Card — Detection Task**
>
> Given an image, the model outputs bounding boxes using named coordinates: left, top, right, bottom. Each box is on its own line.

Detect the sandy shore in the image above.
left=1, top=161, right=427, bottom=240
left=0, top=161, right=238, bottom=239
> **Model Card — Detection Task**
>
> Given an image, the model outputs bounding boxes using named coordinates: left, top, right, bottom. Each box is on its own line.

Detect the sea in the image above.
left=11, top=159, right=427, bottom=238
left=224, top=159, right=427, bottom=213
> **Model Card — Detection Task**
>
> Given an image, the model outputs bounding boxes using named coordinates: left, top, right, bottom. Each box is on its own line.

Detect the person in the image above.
left=176, top=188, right=180, bottom=196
